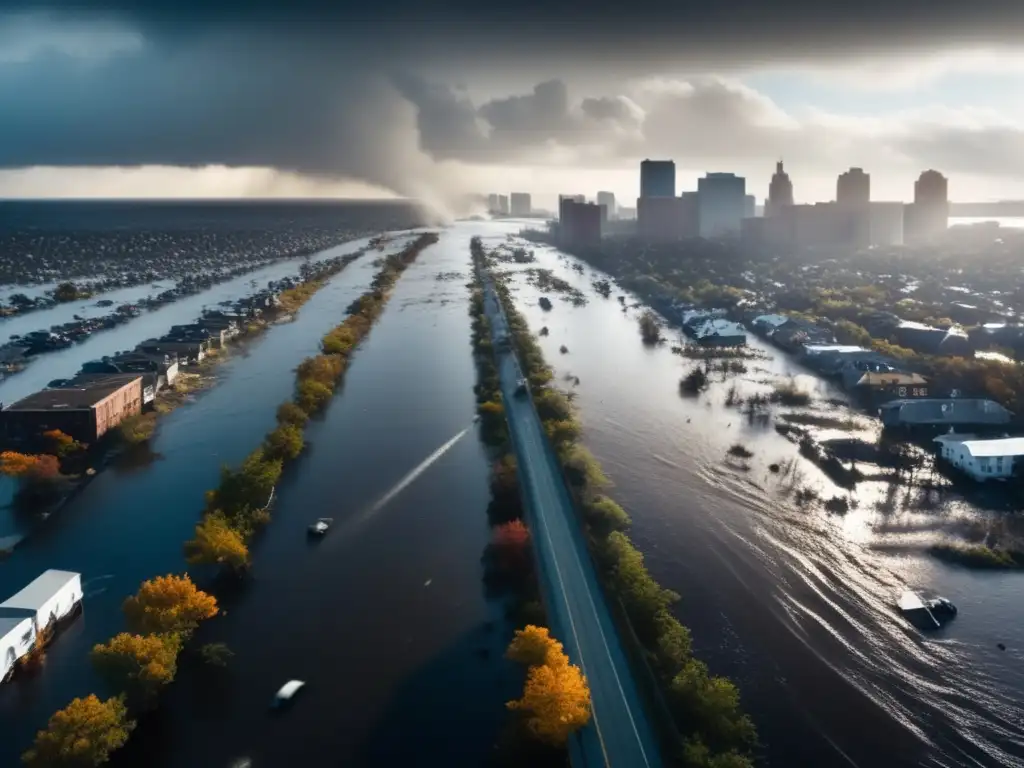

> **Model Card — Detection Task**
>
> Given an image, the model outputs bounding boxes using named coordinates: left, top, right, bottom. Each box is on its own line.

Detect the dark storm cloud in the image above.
left=3, top=0, right=1024, bottom=63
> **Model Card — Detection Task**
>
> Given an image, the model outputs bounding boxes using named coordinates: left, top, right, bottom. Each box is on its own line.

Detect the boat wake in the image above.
left=333, top=427, right=470, bottom=537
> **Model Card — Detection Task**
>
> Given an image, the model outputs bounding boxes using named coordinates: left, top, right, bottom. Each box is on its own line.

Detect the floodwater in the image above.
left=0, top=235, right=413, bottom=763
left=112, top=224, right=510, bottom=767
left=486, top=226, right=1024, bottom=768
left=0, top=236, right=377, bottom=405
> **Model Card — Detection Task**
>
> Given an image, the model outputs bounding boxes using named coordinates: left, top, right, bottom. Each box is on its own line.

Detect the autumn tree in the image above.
left=295, top=378, right=333, bottom=413
left=487, top=520, right=533, bottom=579
left=183, top=512, right=250, bottom=572
left=42, top=430, right=80, bottom=458
left=506, top=624, right=561, bottom=668
left=296, top=354, right=342, bottom=386
left=0, top=451, right=60, bottom=479
left=91, top=633, right=181, bottom=710
left=506, top=626, right=591, bottom=746
left=263, top=423, right=304, bottom=462
left=22, top=694, right=135, bottom=767
left=122, top=574, right=218, bottom=637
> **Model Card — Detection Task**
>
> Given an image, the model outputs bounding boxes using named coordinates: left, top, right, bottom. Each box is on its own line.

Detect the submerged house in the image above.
left=0, top=570, right=82, bottom=681
left=880, top=398, right=1012, bottom=428
left=693, top=318, right=747, bottom=347
left=934, top=434, right=1024, bottom=481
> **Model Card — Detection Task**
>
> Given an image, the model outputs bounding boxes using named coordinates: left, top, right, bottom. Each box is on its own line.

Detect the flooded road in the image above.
left=113, top=224, right=510, bottom=767
left=0, top=238, right=390, bottom=763
left=488, top=226, right=1023, bottom=768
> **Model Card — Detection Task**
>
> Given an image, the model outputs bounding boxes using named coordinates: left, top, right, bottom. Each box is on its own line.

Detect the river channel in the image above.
left=486, top=221, right=1023, bottom=768
left=0, top=234, right=417, bottom=762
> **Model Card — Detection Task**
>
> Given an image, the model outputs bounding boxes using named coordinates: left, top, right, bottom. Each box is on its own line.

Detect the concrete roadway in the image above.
left=483, top=277, right=662, bottom=768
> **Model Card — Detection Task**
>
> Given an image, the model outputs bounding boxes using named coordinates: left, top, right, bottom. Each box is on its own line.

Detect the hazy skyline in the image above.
left=2, top=2, right=1024, bottom=212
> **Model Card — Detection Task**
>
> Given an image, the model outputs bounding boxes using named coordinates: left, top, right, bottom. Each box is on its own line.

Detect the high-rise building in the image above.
left=596, top=191, right=617, bottom=219
left=744, top=195, right=756, bottom=219
left=836, top=168, right=871, bottom=248
left=837, top=168, right=870, bottom=207
left=766, top=160, right=795, bottom=217
left=869, top=202, right=904, bottom=246
left=559, top=201, right=602, bottom=247
left=697, top=173, right=746, bottom=237
left=640, top=160, right=676, bottom=198
left=486, top=194, right=500, bottom=214
left=905, top=170, right=949, bottom=243
left=510, top=193, right=531, bottom=217
left=497, top=195, right=509, bottom=215
left=637, top=194, right=698, bottom=241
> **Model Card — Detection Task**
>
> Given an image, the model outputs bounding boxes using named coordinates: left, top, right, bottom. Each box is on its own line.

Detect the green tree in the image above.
left=22, top=694, right=135, bottom=767
left=91, top=633, right=181, bottom=710
left=263, top=423, right=304, bottom=462
left=53, top=282, right=80, bottom=303
left=276, top=401, right=309, bottom=427
left=295, top=379, right=333, bottom=413
left=206, top=449, right=282, bottom=517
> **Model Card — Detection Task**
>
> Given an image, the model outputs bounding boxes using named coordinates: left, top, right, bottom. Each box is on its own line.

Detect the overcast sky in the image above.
left=2, top=1, right=1024, bottom=212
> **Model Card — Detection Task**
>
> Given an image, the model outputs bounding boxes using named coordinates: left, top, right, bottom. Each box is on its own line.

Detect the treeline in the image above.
left=467, top=246, right=589, bottom=765
left=21, top=233, right=438, bottom=767
left=473, top=238, right=757, bottom=768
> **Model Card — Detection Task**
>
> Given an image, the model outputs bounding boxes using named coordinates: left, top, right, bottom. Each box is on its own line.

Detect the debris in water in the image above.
left=424, top=579, right=432, bottom=587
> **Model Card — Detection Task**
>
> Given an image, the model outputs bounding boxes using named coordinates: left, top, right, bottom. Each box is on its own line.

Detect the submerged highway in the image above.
left=482, top=274, right=662, bottom=768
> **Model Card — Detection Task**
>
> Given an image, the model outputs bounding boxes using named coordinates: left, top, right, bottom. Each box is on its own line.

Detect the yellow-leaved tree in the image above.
left=22, top=694, right=135, bottom=767
left=183, top=512, right=250, bottom=573
left=506, top=624, right=591, bottom=746
left=91, top=633, right=181, bottom=710
left=122, top=574, right=218, bottom=637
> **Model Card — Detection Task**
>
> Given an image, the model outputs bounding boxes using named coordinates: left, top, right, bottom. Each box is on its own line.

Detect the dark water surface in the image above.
left=486, top=223, right=1023, bottom=768
left=112, top=224, right=511, bottom=767
left=0, top=236, right=412, bottom=762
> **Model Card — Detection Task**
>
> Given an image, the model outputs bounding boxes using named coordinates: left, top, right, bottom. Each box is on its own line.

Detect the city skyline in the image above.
left=1, top=3, right=1024, bottom=211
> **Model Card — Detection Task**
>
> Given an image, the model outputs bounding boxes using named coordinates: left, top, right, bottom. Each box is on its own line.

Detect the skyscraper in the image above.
left=510, top=193, right=531, bottom=216
left=744, top=195, right=756, bottom=219
left=596, top=191, right=617, bottom=219
left=837, top=167, right=870, bottom=207
left=697, top=173, right=746, bottom=237
left=905, top=170, right=949, bottom=243
left=640, top=160, right=676, bottom=198
left=766, top=160, right=794, bottom=217
left=497, top=195, right=509, bottom=215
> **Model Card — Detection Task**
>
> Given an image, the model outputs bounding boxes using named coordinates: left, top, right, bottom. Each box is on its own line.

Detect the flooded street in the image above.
left=488, top=225, right=1024, bottom=768
left=113, top=224, right=509, bottom=767
left=2, top=220, right=1020, bottom=767
left=0, top=237, right=390, bottom=763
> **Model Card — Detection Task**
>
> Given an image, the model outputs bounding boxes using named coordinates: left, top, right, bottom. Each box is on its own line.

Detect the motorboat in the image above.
left=272, top=680, right=305, bottom=708
left=308, top=518, right=333, bottom=536
left=898, top=590, right=957, bottom=630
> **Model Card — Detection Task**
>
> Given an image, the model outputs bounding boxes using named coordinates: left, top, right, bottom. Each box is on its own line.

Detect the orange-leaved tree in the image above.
left=506, top=625, right=591, bottom=746
left=489, top=519, right=532, bottom=577
left=0, top=451, right=60, bottom=479
left=22, top=694, right=135, bottom=767
left=91, top=633, right=181, bottom=710
left=122, top=574, right=218, bottom=637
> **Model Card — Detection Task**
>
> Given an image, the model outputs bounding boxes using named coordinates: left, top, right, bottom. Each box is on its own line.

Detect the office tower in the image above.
left=766, top=160, right=795, bottom=217
left=497, top=195, right=509, bottom=215
left=597, top=191, right=617, bottom=219
left=836, top=167, right=870, bottom=207
left=637, top=193, right=698, bottom=241
left=869, top=202, right=904, bottom=246
left=905, top=170, right=949, bottom=243
left=640, top=160, right=676, bottom=198
left=744, top=195, right=756, bottom=219
left=559, top=201, right=602, bottom=247
left=486, top=194, right=500, bottom=214
left=510, top=193, right=531, bottom=216
left=836, top=167, right=871, bottom=248
left=697, top=173, right=746, bottom=237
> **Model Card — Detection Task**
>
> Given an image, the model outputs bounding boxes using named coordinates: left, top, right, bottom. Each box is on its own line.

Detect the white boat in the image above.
left=272, top=679, right=305, bottom=707
left=307, top=518, right=333, bottom=536
left=898, top=590, right=957, bottom=630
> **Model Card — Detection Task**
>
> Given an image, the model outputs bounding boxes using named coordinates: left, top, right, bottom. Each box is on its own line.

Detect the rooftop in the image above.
left=934, top=434, right=1024, bottom=457
left=5, top=375, right=141, bottom=412
left=856, top=372, right=928, bottom=387
left=0, top=570, right=80, bottom=613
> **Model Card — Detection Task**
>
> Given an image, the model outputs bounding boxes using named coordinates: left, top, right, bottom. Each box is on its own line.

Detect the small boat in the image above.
left=272, top=679, right=305, bottom=708
left=472, top=414, right=480, bottom=423
left=898, top=590, right=957, bottom=630
left=308, top=518, right=333, bottom=536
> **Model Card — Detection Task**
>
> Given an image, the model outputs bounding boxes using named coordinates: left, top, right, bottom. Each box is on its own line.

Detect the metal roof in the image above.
left=959, top=437, right=1024, bottom=457
left=0, top=570, right=80, bottom=613
left=5, top=376, right=140, bottom=412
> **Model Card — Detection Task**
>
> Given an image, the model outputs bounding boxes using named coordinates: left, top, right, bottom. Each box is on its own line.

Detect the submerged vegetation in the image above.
left=929, top=543, right=1024, bottom=570
left=24, top=233, right=439, bottom=766
left=473, top=237, right=755, bottom=768
left=639, top=309, right=662, bottom=344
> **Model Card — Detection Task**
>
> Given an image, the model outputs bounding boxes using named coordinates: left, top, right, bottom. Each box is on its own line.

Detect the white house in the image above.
left=0, top=570, right=82, bottom=682
left=934, top=434, right=1024, bottom=481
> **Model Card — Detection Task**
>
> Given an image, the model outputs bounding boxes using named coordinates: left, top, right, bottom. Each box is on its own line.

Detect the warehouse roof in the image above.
left=4, top=376, right=141, bottom=412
